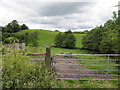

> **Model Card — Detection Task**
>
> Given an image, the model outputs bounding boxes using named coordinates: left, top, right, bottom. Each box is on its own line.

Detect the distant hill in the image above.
left=14, top=29, right=86, bottom=48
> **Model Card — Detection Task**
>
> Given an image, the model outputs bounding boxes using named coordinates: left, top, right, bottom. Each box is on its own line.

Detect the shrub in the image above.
left=3, top=37, right=19, bottom=44
left=14, top=31, right=39, bottom=46
left=2, top=48, right=62, bottom=88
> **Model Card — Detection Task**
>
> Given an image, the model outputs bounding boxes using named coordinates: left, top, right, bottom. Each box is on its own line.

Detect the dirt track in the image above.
left=52, top=56, right=118, bottom=79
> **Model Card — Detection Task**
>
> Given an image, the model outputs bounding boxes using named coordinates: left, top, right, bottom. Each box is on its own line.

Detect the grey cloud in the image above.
left=0, top=0, right=114, bottom=31
left=28, top=16, right=61, bottom=25
left=40, top=2, right=93, bottom=16
left=19, top=2, right=95, bottom=30
left=78, top=26, right=93, bottom=29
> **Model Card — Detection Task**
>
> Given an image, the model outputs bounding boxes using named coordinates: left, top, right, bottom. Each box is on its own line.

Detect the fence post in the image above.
left=45, top=46, right=51, bottom=68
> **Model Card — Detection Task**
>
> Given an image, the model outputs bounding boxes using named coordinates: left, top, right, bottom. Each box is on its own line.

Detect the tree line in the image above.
left=82, top=11, right=120, bottom=54
left=73, top=30, right=89, bottom=34
left=2, top=20, right=28, bottom=33
left=1, top=20, right=39, bottom=46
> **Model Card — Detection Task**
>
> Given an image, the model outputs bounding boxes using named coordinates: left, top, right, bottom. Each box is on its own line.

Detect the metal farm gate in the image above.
left=52, top=54, right=120, bottom=80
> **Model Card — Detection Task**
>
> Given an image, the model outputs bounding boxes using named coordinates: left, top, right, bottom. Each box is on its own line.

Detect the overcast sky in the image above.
left=0, top=0, right=119, bottom=32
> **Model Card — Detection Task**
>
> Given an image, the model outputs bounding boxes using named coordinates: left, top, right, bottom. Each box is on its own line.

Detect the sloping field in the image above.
left=15, top=29, right=86, bottom=48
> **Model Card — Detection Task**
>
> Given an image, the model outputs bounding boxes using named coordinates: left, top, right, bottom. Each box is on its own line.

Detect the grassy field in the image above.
left=14, top=29, right=119, bottom=88
left=15, top=29, right=86, bottom=48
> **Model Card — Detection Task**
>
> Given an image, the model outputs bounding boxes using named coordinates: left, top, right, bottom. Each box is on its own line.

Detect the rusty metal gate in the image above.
left=52, top=54, right=119, bottom=80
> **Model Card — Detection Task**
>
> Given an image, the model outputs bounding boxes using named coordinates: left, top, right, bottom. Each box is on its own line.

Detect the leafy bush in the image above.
left=2, top=48, right=62, bottom=88
left=3, top=37, right=19, bottom=44
left=14, top=31, right=39, bottom=46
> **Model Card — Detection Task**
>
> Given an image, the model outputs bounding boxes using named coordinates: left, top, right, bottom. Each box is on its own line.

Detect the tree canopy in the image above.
left=82, top=11, right=119, bottom=54
left=2, top=20, right=29, bottom=33
left=54, top=30, right=76, bottom=49
left=2, top=20, right=29, bottom=44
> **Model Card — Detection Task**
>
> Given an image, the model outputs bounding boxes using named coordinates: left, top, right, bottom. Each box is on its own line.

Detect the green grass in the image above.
left=15, top=29, right=86, bottom=48
left=22, top=29, right=118, bottom=74
left=51, top=47, right=91, bottom=55
left=75, top=34, right=85, bottom=48
left=65, top=80, right=119, bottom=88
left=13, top=29, right=119, bottom=88
left=78, top=56, right=118, bottom=74
left=26, top=46, right=91, bottom=55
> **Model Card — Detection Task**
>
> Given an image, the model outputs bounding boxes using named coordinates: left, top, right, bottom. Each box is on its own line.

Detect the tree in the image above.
left=99, top=30, right=118, bottom=53
left=4, top=23, right=13, bottom=33
left=10, top=20, right=20, bottom=32
left=20, top=24, right=29, bottom=30
left=54, top=32, right=64, bottom=47
left=22, top=31, right=39, bottom=46
left=3, top=20, right=20, bottom=33
left=116, top=11, right=120, bottom=26
left=55, top=30, right=59, bottom=32
left=84, top=30, right=89, bottom=34
left=2, top=20, right=30, bottom=44
left=31, top=31, right=39, bottom=46
left=0, top=26, right=2, bottom=32
left=82, top=11, right=119, bottom=54
left=3, top=20, right=29, bottom=33
left=63, top=33, right=76, bottom=49
left=65, top=30, right=72, bottom=34
left=54, top=30, right=76, bottom=49
left=113, top=11, right=117, bottom=20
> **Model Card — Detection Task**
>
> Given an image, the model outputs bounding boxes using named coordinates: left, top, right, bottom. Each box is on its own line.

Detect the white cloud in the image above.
left=0, top=0, right=119, bottom=31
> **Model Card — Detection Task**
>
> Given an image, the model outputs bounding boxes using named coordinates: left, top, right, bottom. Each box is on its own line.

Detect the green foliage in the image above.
left=65, top=80, right=118, bottom=88
left=63, top=32, right=76, bottom=48
left=113, top=11, right=117, bottom=20
left=0, top=26, right=2, bottom=31
left=30, top=31, right=39, bottom=46
left=82, top=11, right=119, bottom=54
left=2, top=49, right=62, bottom=88
left=54, top=32, right=64, bottom=47
left=3, top=23, right=13, bottom=33
left=82, top=26, right=103, bottom=52
left=54, top=30, right=76, bottom=49
left=55, top=30, right=59, bottom=32
left=4, top=37, right=19, bottom=43
left=2, top=20, right=29, bottom=44
left=3, top=20, right=29, bottom=33
left=14, top=31, right=39, bottom=46
left=3, top=20, right=20, bottom=33
left=73, top=30, right=89, bottom=34
left=13, top=29, right=85, bottom=48
left=20, top=24, right=29, bottom=30
left=79, top=80, right=118, bottom=88
left=2, top=33, right=12, bottom=42
left=116, top=10, right=120, bottom=26
left=99, top=30, right=118, bottom=53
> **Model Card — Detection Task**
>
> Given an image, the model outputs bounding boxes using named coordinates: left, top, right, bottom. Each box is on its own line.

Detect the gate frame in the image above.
left=52, top=54, right=120, bottom=80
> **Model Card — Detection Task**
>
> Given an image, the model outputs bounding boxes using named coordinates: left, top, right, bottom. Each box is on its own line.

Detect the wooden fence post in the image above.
left=45, top=46, right=51, bottom=68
